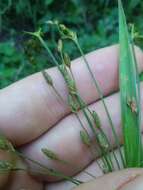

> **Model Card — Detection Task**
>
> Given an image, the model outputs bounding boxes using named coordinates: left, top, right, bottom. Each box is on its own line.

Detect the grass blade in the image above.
left=118, top=0, right=143, bottom=167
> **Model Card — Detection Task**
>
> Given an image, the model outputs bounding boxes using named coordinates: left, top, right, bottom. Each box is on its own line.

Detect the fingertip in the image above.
left=119, top=174, right=143, bottom=190
left=73, top=169, right=143, bottom=190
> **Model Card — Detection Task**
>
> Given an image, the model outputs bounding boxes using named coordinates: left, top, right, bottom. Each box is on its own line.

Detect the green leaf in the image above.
left=118, top=0, right=143, bottom=167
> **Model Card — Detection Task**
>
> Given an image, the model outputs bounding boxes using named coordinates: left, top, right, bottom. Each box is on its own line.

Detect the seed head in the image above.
left=97, top=133, right=109, bottom=150
left=59, top=24, right=77, bottom=41
left=42, top=70, right=53, bottom=86
left=80, top=131, right=91, bottom=147
left=68, top=80, right=77, bottom=95
left=59, top=64, right=67, bottom=75
left=63, top=53, right=71, bottom=68
left=41, top=148, right=59, bottom=161
left=68, top=95, right=79, bottom=113
left=92, top=111, right=101, bottom=129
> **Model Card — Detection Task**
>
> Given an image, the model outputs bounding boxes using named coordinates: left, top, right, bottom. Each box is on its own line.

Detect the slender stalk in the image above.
left=77, top=95, right=114, bottom=171
left=29, top=32, right=117, bottom=172
left=74, top=40, right=125, bottom=167
left=64, top=56, right=121, bottom=170
left=87, top=109, right=121, bottom=169
left=16, top=151, right=82, bottom=185
left=25, top=30, right=59, bottom=67
left=43, top=77, right=96, bottom=177
left=42, top=65, right=111, bottom=173
left=76, top=96, right=116, bottom=171
left=47, top=22, right=124, bottom=168
left=38, top=36, right=59, bottom=67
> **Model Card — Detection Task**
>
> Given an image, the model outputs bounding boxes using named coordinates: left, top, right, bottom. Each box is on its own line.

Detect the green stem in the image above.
left=76, top=96, right=114, bottom=172
left=36, top=34, right=115, bottom=172
left=16, top=151, right=82, bottom=185
left=38, top=36, right=59, bottom=67
left=52, top=85, right=65, bottom=103
left=87, top=109, right=121, bottom=169
left=48, top=82, right=96, bottom=178
left=75, top=41, right=125, bottom=167
left=67, top=65, right=116, bottom=172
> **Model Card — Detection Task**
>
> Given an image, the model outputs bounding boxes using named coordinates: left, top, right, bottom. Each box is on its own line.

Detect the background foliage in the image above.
left=0, top=0, right=143, bottom=88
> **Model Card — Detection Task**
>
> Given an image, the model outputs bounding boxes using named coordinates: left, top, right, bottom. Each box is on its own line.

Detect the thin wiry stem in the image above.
left=16, top=151, right=82, bottom=185
left=38, top=36, right=59, bottom=67
left=87, top=109, right=121, bottom=169
left=74, top=40, right=125, bottom=167
left=32, top=33, right=117, bottom=172
left=42, top=71, right=96, bottom=178
left=65, top=61, right=120, bottom=170
left=76, top=95, right=114, bottom=172
left=44, top=46, right=114, bottom=171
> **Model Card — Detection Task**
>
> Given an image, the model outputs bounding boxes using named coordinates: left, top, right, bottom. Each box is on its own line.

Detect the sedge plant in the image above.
left=0, top=0, right=143, bottom=187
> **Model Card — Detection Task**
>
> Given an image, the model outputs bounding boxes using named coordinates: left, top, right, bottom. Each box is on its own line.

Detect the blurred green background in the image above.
left=0, top=0, right=143, bottom=88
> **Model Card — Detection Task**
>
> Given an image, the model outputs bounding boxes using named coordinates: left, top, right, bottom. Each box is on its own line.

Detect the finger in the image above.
left=21, top=82, right=143, bottom=181
left=5, top=157, right=43, bottom=190
left=6, top=171, right=43, bottom=190
left=73, top=169, right=143, bottom=190
left=20, top=91, right=121, bottom=181
left=0, top=45, right=143, bottom=145
left=44, top=149, right=134, bottom=190
left=21, top=82, right=143, bottom=182
left=46, top=145, right=143, bottom=190
left=45, top=151, right=104, bottom=190
left=45, top=135, right=143, bottom=190
left=119, top=174, right=143, bottom=190
left=0, top=150, right=15, bottom=189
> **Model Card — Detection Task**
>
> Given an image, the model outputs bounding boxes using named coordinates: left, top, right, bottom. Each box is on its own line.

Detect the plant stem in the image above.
left=74, top=40, right=125, bottom=167
left=87, top=109, right=121, bottom=169
left=76, top=95, right=114, bottom=172
left=36, top=34, right=116, bottom=172
left=16, top=151, right=82, bottom=185
left=38, top=36, right=59, bottom=67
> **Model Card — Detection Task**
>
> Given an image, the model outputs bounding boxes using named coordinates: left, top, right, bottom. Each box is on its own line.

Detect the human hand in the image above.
left=0, top=45, right=143, bottom=190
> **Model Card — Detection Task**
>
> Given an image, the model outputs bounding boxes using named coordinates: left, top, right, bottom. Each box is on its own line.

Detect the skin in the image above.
left=0, top=45, right=143, bottom=189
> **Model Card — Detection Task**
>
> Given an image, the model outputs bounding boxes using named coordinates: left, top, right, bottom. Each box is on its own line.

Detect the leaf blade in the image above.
left=118, top=0, right=143, bottom=167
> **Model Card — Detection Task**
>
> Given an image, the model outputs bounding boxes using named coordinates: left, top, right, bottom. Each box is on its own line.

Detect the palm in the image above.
left=0, top=45, right=143, bottom=190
